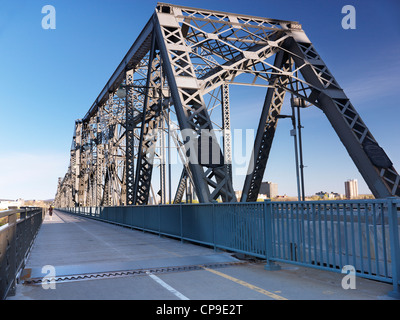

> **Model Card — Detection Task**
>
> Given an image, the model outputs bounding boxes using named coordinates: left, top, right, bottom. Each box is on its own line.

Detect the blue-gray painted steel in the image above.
left=59, top=198, right=400, bottom=296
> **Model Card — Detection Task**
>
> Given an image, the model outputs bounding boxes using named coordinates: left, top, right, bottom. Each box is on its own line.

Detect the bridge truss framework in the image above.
left=55, top=3, right=400, bottom=207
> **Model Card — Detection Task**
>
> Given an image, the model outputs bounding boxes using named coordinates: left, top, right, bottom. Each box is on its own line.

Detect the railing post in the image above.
left=142, top=206, right=145, bottom=231
left=264, top=200, right=280, bottom=271
left=6, top=212, right=17, bottom=297
left=212, top=202, right=216, bottom=251
left=387, top=197, right=400, bottom=299
left=180, top=203, right=183, bottom=242
left=158, top=204, right=161, bottom=237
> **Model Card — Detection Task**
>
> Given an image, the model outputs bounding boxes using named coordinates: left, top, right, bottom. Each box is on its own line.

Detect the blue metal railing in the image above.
left=58, top=197, right=400, bottom=296
left=268, top=199, right=398, bottom=280
left=61, top=203, right=267, bottom=258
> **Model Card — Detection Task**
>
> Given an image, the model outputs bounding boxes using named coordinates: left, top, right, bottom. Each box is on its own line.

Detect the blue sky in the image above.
left=0, top=0, right=399, bottom=200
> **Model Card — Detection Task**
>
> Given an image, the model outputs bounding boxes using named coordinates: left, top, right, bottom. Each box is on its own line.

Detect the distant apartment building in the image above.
left=259, top=182, right=278, bottom=199
left=345, top=179, right=358, bottom=199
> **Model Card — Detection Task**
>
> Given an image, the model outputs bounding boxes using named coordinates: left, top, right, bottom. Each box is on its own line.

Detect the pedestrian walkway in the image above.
left=8, top=210, right=396, bottom=300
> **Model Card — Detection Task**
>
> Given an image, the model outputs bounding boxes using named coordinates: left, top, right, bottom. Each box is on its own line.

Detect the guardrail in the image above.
left=58, top=197, right=400, bottom=298
left=267, top=198, right=400, bottom=298
left=0, top=207, right=44, bottom=299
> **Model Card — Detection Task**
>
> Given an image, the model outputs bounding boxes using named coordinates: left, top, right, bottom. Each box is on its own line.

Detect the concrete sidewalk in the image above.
left=8, top=210, right=397, bottom=300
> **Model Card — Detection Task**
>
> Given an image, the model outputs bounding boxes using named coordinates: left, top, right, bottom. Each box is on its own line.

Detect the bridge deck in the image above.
left=8, top=210, right=395, bottom=300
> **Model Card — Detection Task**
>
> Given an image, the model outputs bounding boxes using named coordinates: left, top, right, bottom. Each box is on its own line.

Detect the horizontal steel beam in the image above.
left=157, top=2, right=299, bottom=26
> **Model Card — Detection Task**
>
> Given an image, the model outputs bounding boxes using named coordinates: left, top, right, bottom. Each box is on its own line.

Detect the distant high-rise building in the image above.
left=345, top=179, right=358, bottom=199
left=234, top=190, right=242, bottom=201
left=260, top=182, right=278, bottom=198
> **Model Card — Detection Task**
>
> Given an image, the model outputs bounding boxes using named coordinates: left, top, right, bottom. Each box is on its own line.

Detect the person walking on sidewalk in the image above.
left=48, top=205, right=53, bottom=221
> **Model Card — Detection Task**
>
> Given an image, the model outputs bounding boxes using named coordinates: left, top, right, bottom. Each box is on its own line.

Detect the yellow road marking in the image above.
left=203, top=267, right=288, bottom=300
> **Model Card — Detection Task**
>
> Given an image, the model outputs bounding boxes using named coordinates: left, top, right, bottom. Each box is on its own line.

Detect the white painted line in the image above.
left=146, top=272, right=189, bottom=300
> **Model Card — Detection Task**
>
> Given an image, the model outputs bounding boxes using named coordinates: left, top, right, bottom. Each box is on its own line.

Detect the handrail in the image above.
left=0, top=207, right=44, bottom=300
left=0, top=207, right=42, bottom=219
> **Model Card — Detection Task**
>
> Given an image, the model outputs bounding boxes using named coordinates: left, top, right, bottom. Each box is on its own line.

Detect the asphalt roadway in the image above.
left=8, top=210, right=396, bottom=301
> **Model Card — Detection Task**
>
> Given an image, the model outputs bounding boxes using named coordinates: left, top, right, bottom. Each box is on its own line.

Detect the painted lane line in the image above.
left=203, top=267, right=288, bottom=300
left=146, top=272, right=189, bottom=300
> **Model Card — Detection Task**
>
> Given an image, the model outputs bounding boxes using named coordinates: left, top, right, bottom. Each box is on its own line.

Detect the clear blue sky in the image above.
left=0, top=0, right=399, bottom=200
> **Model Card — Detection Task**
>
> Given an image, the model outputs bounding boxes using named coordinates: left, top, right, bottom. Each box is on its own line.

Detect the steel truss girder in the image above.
left=55, top=3, right=399, bottom=209
left=133, top=33, right=164, bottom=205
left=241, top=49, right=292, bottom=202
left=155, top=9, right=237, bottom=203
left=174, top=167, right=189, bottom=204
left=282, top=36, right=399, bottom=197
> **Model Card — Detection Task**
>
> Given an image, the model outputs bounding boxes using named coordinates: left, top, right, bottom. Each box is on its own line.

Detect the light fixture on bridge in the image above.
left=116, top=85, right=127, bottom=99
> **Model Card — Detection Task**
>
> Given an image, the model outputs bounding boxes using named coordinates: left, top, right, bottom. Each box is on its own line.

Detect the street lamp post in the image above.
left=291, top=95, right=309, bottom=201
left=277, top=112, right=301, bottom=202
left=277, top=95, right=309, bottom=202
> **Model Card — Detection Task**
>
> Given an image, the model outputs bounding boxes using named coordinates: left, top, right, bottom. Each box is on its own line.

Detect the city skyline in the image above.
left=0, top=0, right=399, bottom=200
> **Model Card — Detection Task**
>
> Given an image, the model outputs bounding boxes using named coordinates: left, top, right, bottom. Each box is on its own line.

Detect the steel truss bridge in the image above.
left=55, top=3, right=400, bottom=208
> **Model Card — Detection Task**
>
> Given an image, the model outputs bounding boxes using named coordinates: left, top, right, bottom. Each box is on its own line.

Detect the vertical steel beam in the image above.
left=125, top=69, right=135, bottom=205
left=75, top=121, right=84, bottom=206
left=95, top=105, right=104, bottom=206
left=221, top=83, right=233, bottom=183
left=133, top=31, right=160, bottom=205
